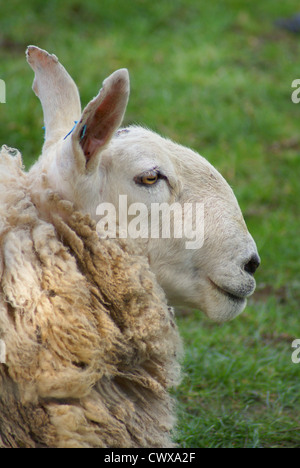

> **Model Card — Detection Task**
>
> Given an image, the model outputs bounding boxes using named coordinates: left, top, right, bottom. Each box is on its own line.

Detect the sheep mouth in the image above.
left=209, top=279, right=247, bottom=303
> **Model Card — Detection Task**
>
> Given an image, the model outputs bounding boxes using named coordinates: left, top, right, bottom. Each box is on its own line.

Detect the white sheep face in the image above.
left=27, top=46, right=260, bottom=323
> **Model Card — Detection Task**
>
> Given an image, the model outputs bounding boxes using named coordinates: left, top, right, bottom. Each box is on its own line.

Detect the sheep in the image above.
left=26, top=46, right=260, bottom=324
left=0, top=45, right=260, bottom=447
left=0, top=144, right=182, bottom=448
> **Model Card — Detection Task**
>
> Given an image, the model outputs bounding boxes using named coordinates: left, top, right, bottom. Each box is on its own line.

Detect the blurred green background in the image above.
left=0, top=0, right=299, bottom=448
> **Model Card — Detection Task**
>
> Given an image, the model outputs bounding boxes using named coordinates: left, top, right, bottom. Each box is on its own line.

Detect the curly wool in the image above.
left=0, top=145, right=182, bottom=448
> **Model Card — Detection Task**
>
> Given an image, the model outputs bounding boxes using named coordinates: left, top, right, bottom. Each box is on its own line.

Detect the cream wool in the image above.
left=0, top=145, right=182, bottom=448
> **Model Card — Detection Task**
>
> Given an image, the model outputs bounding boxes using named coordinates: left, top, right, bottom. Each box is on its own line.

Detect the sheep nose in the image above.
left=244, top=254, right=260, bottom=275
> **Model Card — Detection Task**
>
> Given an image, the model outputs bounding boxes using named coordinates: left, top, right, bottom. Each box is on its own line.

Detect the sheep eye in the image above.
left=141, top=174, right=159, bottom=185
left=135, top=171, right=160, bottom=186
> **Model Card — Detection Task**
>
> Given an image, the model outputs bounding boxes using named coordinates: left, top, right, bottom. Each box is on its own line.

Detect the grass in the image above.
left=174, top=301, right=300, bottom=447
left=1, top=0, right=300, bottom=448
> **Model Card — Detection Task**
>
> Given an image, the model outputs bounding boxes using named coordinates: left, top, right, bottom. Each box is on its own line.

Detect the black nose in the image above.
left=244, top=254, right=260, bottom=275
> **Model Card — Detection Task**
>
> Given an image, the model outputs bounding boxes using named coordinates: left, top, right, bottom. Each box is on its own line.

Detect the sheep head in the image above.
left=26, top=46, right=260, bottom=323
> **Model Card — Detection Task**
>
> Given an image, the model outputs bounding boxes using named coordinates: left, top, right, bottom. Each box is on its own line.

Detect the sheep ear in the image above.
left=26, top=45, right=81, bottom=149
left=70, top=69, right=130, bottom=172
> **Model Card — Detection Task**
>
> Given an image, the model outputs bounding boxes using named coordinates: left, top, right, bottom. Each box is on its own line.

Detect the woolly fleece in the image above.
left=0, top=145, right=182, bottom=448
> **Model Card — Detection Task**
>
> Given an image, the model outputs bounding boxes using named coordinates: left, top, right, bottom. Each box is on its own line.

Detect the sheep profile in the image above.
left=26, top=46, right=260, bottom=324
left=0, top=145, right=182, bottom=448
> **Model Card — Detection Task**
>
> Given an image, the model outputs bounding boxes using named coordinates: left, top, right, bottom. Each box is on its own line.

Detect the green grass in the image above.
left=174, top=301, right=300, bottom=448
left=1, top=0, right=300, bottom=448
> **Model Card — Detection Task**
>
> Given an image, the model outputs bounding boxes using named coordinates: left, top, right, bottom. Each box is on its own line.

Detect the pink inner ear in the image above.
left=80, top=91, right=122, bottom=162
left=82, top=136, right=105, bottom=161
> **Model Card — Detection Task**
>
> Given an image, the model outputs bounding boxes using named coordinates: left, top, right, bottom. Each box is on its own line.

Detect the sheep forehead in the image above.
left=112, top=126, right=234, bottom=200
left=114, top=126, right=218, bottom=172
left=110, top=127, right=178, bottom=176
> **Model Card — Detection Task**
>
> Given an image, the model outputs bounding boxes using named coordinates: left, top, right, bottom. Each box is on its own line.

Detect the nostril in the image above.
left=244, top=254, right=260, bottom=275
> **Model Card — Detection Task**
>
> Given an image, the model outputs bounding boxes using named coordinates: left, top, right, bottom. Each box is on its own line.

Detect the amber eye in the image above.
left=135, top=171, right=160, bottom=186
left=141, top=174, right=159, bottom=185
